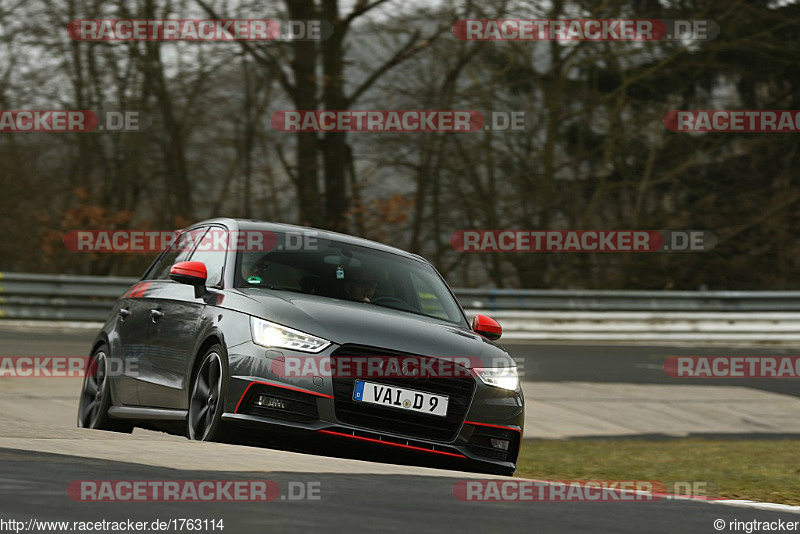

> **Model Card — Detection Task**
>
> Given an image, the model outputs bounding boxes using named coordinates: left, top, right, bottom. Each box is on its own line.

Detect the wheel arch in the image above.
left=89, top=333, right=110, bottom=356
left=187, top=333, right=226, bottom=404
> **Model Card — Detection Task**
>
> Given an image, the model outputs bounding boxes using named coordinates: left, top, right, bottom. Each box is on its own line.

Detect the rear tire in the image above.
left=187, top=345, right=227, bottom=441
left=77, top=344, right=133, bottom=433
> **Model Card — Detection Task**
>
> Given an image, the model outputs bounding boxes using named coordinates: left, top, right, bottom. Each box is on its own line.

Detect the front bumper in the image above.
left=222, top=352, right=525, bottom=473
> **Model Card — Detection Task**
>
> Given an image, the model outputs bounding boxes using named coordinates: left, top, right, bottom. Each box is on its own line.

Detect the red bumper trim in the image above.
left=317, top=429, right=467, bottom=459
left=464, top=420, right=522, bottom=433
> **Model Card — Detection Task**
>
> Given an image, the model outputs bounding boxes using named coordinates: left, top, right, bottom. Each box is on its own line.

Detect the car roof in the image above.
left=191, top=218, right=427, bottom=262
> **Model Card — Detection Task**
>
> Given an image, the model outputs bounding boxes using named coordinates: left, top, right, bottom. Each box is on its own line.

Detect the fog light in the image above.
left=255, top=395, right=289, bottom=410
left=490, top=438, right=510, bottom=451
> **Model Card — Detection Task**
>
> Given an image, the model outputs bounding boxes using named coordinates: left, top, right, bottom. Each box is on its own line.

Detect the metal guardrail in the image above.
left=2, top=272, right=800, bottom=343
left=478, top=310, right=800, bottom=343
left=0, top=272, right=136, bottom=321
left=457, top=288, right=800, bottom=311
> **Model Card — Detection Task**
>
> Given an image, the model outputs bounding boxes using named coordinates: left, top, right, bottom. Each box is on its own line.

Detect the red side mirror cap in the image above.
left=169, top=261, right=207, bottom=286
left=472, top=314, right=502, bottom=340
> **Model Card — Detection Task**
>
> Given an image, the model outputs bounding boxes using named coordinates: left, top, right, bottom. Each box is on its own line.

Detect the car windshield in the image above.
left=235, top=231, right=465, bottom=325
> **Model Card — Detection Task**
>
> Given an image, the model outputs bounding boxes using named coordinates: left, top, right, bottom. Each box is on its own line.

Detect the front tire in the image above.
left=187, top=345, right=227, bottom=441
left=77, top=345, right=133, bottom=433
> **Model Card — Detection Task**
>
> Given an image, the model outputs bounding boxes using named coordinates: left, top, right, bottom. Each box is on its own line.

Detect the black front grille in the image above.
left=240, top=384, right=320, bottom=423
left=466, top=425, right=520, bottom=463
left=331, top=346, right=476, bottom=442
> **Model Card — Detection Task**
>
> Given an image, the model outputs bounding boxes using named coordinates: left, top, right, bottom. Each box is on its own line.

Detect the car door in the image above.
left=139, top=227, right=227, bottom=409
left=131, top=230, right=201, bottom=408
left=112, top=280, right=154, bottom=405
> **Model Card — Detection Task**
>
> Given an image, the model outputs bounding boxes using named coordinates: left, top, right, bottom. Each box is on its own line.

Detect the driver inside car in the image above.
left=343, top=269, right=377, bottom=303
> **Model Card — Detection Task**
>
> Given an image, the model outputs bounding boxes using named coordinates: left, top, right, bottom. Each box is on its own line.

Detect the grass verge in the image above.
left=515, top=438, right=800, bottom=505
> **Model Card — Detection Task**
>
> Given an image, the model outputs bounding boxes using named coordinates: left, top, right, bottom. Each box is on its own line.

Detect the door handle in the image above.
left=118, top=308, right=130, bottom=319
left=150, top=309, right=164, bottom=322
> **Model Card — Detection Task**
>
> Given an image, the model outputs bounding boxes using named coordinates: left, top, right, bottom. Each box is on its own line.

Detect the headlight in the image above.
left=250, top=317, right=331, bottom=353
left=473, top=366, right=519, bottom=391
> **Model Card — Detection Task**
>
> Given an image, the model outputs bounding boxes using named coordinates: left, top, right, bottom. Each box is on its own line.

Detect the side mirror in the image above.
left=472, top=314, right=502, bottom=340
left=170, top=261, right=207, bottom=298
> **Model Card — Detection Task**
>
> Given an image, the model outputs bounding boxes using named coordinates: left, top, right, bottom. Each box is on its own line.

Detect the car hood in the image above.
left=236, top=288, right=510, bottom=364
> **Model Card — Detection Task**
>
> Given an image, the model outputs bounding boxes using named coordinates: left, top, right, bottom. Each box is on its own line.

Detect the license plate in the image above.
left=352, top=380, right=449, bottom=417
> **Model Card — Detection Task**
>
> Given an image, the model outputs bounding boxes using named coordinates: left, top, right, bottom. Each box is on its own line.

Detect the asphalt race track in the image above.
left=505, top=341, right=800, bottom=398
left=2, top=448, right=794, bottom=534
left=0, top=325, right=797, bottom=533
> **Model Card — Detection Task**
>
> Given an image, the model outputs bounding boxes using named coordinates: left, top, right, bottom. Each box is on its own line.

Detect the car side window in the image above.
left=188, top=227, right=226, bottom=288
left=146, top=228, right=208, bottom=281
